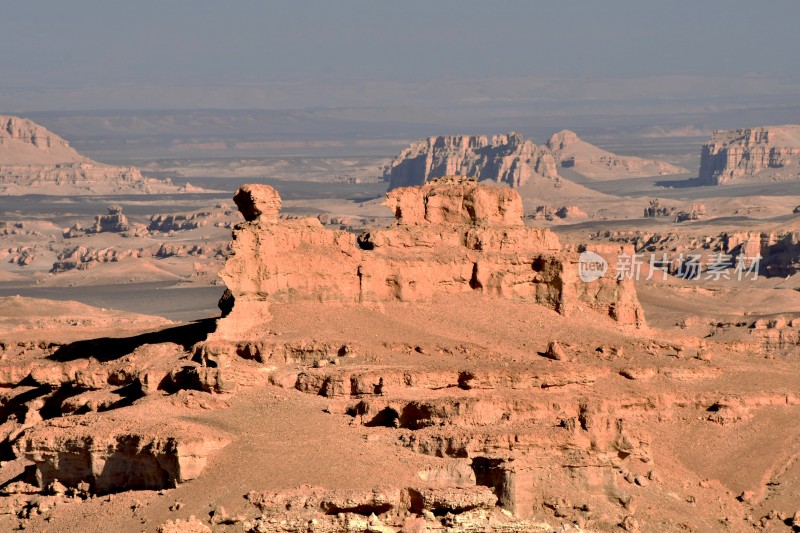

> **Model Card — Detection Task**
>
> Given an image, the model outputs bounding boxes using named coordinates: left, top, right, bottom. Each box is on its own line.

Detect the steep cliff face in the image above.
left=0, top=115, right=185, bottom=195
left=384, top=130, right=686, bottom=189
left=384, top=133, right=552, bottom=189
left=699, top=126, right=800, bottom=185
left=721, top=229, right=800, bottom=277
left=210, top=178, right=644, bottom=344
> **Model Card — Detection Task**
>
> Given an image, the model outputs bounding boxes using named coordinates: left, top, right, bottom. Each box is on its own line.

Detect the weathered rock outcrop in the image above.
left=384, top=130, right=685, bottom=189
left=233, top=184, right=282, bottom=223
left=0, top=115, right=185, bottom=195
left=699, top=125, right=800, bottom=185
left=149, top=212, right=210, bottom=233
left=14, top=418, right=229, bottom=493
left=715, top=229, right=800, bottom=278
left=210, top=177, right=644, bottom=343
left=384, top=176, right=524, bottom=226
left=384, top=132, right=551, bottom=189
left=643, top=199, right=675, bottom=218
left=589, top=224, right=800, bottom=283
left=93, top=205, right=129, bottom=233
left=0, top=116, right=82, bottom=164
left=530, top=205, right=588, bottom=221
left=64, top=206, right=132, bottom=238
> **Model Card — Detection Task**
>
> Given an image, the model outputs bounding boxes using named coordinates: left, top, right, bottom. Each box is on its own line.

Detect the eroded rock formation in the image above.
left=210, top=177, right=644, bottom=344
left=64, top=206, right=133, bottom=238
left=384, top=130, right=686, bottom=189
left=15, top=419, right=229, bottom=493
left=384, top=176, right=524, bottom=226
left=384, top=133, right=550, bottom=189
left=233, top=184, right=282, bottom=223
left=699, top=125, right=800, bottom=185
left=0, top=116, right=81, bottom=164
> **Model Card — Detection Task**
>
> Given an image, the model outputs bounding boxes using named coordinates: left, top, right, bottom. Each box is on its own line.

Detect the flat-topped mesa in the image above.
left=385, top=176, right=524, bottom=226
left=699, top=125, right=800, bottom=185
left=210, top=181, right=644, bottom=344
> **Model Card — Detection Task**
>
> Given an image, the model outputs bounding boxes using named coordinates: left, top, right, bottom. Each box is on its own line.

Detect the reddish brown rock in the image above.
left=14, top=417, right=229, bottom=493
left=386, top=176, right=524, bottom=226
left=233, top=184, right=282, bottom=223
left=210, top=180, right=645, bottom=344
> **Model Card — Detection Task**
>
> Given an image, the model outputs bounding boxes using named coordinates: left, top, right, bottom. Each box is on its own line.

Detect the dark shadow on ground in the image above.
left=48, top=318, right=218, bottom=363
left=653, top=177, right=712, bottom=189
left=347, top=194, right=385, bottom=204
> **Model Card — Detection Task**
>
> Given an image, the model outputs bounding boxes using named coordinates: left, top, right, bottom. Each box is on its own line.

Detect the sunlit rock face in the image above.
left=211, top=178, right=644, bottom=343
left=699, top=126, right=800, bottom=185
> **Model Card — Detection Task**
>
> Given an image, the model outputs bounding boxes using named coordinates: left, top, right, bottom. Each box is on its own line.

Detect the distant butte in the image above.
left=384, top=130, right=687, bottom=190
left=699, top=125, right=800, bottom=184
left=0, top=115, right=191, bottom=195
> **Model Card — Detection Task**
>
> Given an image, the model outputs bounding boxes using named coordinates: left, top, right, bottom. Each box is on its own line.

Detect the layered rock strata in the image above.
left=210, top=177, right=644, bottom=344
left=699, top=125, right=800, bottom=184
left=384, top=130, right=685, bottom=188
left=14, top=419, right=229, bottom=493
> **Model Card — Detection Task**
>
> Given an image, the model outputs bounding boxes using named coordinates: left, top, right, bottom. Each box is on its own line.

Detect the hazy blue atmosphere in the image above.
left=2, top=0, right=800, bottom=111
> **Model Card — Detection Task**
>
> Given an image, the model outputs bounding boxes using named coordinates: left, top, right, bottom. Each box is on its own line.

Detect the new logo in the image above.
left=578, top=251, right=608, bottom=282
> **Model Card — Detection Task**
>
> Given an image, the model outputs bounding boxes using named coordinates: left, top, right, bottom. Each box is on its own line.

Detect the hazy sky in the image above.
left=2, top=0, right=799, bottom=110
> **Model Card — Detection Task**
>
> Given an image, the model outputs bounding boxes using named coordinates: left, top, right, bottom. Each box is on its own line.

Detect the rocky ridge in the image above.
left=545, top=129, right=686, bottom=179
left=0, top=115, right=187, bottom=195
left=384, top=130, right=686, bottom=189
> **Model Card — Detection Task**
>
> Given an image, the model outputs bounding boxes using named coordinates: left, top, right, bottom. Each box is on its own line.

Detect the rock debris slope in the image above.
left=0, top=115, right=187, bottom=195
left=544, top=130, right=686, bottom=179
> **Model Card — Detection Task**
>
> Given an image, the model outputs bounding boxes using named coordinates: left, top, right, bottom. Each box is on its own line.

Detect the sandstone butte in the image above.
left=699, top=125, right=800, bottom=185
left=201, top=176, right=644, bottom=354
left=0, top=115, right=188, bottom=195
